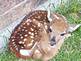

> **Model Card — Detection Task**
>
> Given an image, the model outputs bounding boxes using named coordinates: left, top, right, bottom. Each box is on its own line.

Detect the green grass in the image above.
left=0, top=0, right=81, bottom=61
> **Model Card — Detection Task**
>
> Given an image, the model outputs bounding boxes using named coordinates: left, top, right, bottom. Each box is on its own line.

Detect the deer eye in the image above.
left=60, top=32, right=67, bottom=36
left=60, top=33, right=65, bottom=36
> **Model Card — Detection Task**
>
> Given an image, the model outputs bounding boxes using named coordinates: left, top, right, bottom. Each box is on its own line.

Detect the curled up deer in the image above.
left=8, top=9, right=81, bottom=61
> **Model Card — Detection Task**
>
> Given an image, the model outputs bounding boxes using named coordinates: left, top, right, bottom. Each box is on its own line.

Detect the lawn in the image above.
left=0, top=0, right=81, bottom=61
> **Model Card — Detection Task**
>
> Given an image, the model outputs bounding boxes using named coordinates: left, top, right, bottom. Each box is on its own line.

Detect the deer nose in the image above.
left=50, top=36, right=56, bottom=46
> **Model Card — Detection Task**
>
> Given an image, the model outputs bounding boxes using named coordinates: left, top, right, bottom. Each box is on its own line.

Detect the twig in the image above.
left=67, top=24, right=81, bottom=33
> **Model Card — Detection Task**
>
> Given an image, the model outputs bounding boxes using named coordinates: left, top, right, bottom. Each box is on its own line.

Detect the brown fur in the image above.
left=9, top=10, right=70, bottom=61
left=32, top=13, right=70, bottom=61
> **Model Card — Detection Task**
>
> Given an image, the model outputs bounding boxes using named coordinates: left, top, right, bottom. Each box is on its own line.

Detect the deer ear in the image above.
left=67, top=24, right=81, bottom=33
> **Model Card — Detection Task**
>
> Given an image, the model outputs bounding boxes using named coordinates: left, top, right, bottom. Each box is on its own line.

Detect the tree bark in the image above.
left=0, top=0, right=47, bottom=30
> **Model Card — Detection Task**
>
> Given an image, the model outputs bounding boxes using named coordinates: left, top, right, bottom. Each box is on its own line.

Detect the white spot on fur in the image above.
left=27, top=43, right=33, bottom=47
left=30, top=36, right=34, bottom=38
left=24, top=34, right=28, bottom=37
left=22, top=29, right=25, bottom=31
left=21, top=46, right=24, bottom=48
left=24, top=38, right=27, bottom=41
left=38, top=23, right=41, bottom=27
left=31, top=33, right=34, bottom=36
left=35, top=50, right=40, bottom=53
left=19, top=41, right=23, bottom=44
left=35, top=32, right=37, bottom=35
left=45, top=25, right=48, bottom=29
left=20, top=49, right=32, bottom=56
left=38, top=16, right=41, bottom=19
left=24, top=44, right=26, bottom=47
left=23, top=27, right=26, bottom=28
left=26, top=19, right=32, bottom=22
left=21, top=36, right=23, bottom=39
left=25, top=30, right=27, bottom=32
left=33, top=19, right=36, bottom=21
left=27, top=22, right=30, bottom=25
left=19, top=41, right=24, bottom=44
left=16, top=48, right=18, bottom=51
left=30, top=28, right=34, bottom=31
left=33, top=25, right=36, bottom=28
left=12, top=39, right=14, bottom=41
left=28, top=32, right=32, bottom=35
left=12, top=42, right=15, bottom=44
